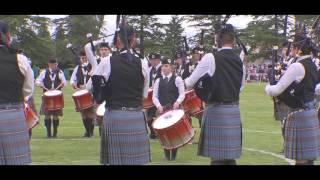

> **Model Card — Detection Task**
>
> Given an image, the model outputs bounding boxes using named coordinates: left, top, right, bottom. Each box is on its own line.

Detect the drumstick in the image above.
left=55, top=83, right=63, bottom=90
left=42, top=86, right=49, bottom=91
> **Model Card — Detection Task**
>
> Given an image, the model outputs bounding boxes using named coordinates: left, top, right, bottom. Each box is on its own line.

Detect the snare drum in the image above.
left=43, top=90, right=64, bottom=111
left=182, top=90, right=203, bottom=117
left=95, top=101, right=106, bottom=126
left=72, top=89, right=94, bottom=111
left=24, top=103, right=39, bottom=130
left=143, top=89, right=154, bottom=109
left=152, top=109, right=195, bottom=150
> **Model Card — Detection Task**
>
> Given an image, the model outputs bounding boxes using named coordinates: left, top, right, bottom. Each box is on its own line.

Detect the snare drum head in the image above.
left=73, top=89, right=89, bottom=96
left=153, top=109, right=184, bottom=129
left=44, top=90, right=62, bottom=96
left=97, top=101, right=106, bottom=116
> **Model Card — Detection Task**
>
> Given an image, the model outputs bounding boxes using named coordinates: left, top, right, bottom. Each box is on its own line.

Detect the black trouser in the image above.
left=82, top=118, right=94, bottom=137
left=164, top=149, right=178, bottom=161
left=80, top=108, right=95, bottom=137
left=44, top=115, right=59, bottom=138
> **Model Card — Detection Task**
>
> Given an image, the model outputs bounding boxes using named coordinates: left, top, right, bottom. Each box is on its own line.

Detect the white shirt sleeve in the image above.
left=59, top=70, right=67, bottom=87
left=152, top=78, right=161, bottom=108
left=240, top=64, right=246, bottom=92
left=175, top=76, right=185, bottom=104
left=142, top=58, right=150, bottom=99
left=85, top=39, right=103, bottom=73
left=17, top=54, right=34, bottom=98
left=184, top=53, right=215, bottom=89
left=265, top=62, right=305, bottom=97
left=35, top=69, right=46, bottom=87
left=70, top=66, right=78, bottom=86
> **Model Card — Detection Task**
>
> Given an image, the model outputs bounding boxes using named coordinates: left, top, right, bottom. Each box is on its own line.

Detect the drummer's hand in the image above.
left=157, top=106, right=163, bottom=114
left=173, top=102, right=180, bottom=109
left=72, top=84, right=78, bottom=90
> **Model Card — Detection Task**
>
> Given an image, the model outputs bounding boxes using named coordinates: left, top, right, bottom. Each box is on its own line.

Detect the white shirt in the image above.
left=89, top=49, right=150, bottom=98
left=184, top=47, right=246, bottom=91
left=17, top=54, right=34, bottom=98
left=265, top=55, right=310, bottom=97
left=35, top=68, right=67, bottom=89
left=70, top=63, right=93, bottom=88
left=152, top=73, right=185, bottom=108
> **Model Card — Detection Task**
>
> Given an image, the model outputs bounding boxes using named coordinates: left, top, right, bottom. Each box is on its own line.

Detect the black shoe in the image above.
left=171, top=149, right=177, bottom=161
left=45, top=119, right=52, bottom=138
left=83, top=132, right=90, bottom=137
left=150, top=134, right=157, bottom=139
left=164, top=150, right=170, bottom=161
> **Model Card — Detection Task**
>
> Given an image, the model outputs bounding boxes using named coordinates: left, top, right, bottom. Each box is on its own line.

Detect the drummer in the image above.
left=35, top=58, right=66, bottom=138
left=152, top=58, right=185, bottom=161
left=70, top=49, right=95, bottom=137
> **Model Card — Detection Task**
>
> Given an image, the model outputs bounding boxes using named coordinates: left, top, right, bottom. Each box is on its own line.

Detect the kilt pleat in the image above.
left=284, top=109, right=320, bottom=160
left=198, top=104, right=242, bottom=160
left=0, top=104, right=31, bottom=165
left=100, top=109, right=150, bottom=165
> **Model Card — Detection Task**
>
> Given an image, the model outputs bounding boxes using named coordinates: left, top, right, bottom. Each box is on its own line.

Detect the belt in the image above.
left=0, top=102, right=24, bottom=110
left=107, top=106, right=142, bottom=111
left=208, top=101, right=239, bottom=105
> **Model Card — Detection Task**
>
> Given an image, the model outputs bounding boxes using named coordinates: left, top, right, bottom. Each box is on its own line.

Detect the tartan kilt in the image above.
left=39, top=97, right=63, bottom=116
left=274, top=100, right=291, bottom=122
left=198, top=104, right=242, bottom=160
left=284, top=108, right=320, bottom=160
left=0, top=103, right=31, bottom=165
left=100, top=109, right=151, bottom=165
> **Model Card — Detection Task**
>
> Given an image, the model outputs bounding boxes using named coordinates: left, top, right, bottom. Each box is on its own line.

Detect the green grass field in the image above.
left=29, top=82, right=320, bottom=165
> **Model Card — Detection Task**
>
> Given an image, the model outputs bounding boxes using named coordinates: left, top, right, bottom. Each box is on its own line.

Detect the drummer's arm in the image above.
left=184, top=53, right=215, bottom=90
left=59, top=70, right=67, bottom=88
left=85, top=39, right=103, bottom=73
left=175, top=76, right=185, bottom=105
left=70, top=66, right=78, bottom=89
left=35, top=69, right=46, bottom=90
left=142, top=58, right=150, bottom=99
left=152, top=79, right=162, bottom=108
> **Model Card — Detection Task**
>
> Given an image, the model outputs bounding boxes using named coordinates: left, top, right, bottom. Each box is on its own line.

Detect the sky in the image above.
left=42, top=15, right=254, bottom=44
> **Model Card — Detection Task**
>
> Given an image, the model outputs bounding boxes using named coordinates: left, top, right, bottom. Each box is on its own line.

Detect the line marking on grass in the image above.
left=244, top=147, right=295, bottom=165
left=244, top=129, right=281, bottom=134
left=31, top=138, right=99, bottom=141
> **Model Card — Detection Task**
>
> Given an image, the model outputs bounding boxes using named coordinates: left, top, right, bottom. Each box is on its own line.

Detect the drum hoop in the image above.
left=44, top=90, right=62, bottom=96
left=152, top=110, right=186, bottom=130
left=72, top=89, right=89, bottom=97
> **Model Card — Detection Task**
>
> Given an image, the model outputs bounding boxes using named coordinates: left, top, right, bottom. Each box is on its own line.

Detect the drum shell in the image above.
left=182, top=90, right=203, bottom=116
left=43, top=91, right=64, bottom=111
left=152, top=112, right=195, bottom=150
left=72, top=91, right=94, bottom=112
left=24, top=104, right=39, bottom=130
left=143, top=89, right=154, bottom=109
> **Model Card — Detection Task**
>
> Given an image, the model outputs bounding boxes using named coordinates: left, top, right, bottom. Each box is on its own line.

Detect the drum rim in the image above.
left=152, top=109, right=185, bottom=130
left=72, top=89, right=90, bottom=96
left=44, top=90, right=62, bottom=96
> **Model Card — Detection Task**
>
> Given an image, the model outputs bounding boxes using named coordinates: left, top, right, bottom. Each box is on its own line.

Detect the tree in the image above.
left=162, top=15, right=185, bottom=58
left=185, top=15, right=230, bottom=49
left=125, top=15, right=164, bottom=57
left=52, top=15, right=106, bottom=68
